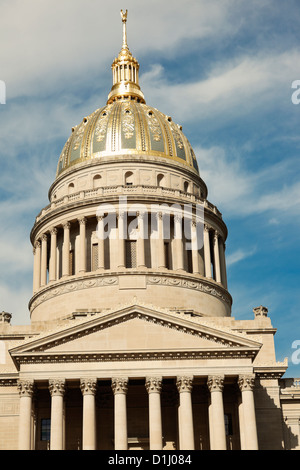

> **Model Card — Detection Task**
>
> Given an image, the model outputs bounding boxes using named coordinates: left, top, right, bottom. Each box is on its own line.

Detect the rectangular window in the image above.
left=125, top=240, right=137, bottom=268
left=41, top=418, right=51, bottom=441
left=69, top=250, right=75, bottom=275
left=224, top=413, right=233, bottom=436
left=92, top=244, right=98, bottom=271
left=164, top=242, right=170, bottom=269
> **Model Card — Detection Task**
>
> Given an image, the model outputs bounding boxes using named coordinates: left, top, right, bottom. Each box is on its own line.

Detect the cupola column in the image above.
left=203, top=225, right=212, bottom=279
left=78, top=217, right=87, bottom=273
left=96, top=216, right=105, bottom=271
left=213, top=231, right=222, bottom=283
left=40, top=234, right=48, bottom=287
left=137, top=211, right=146, bottom=268
left=62, top=222, right=71, bottom=277
left=176, top=376, right=195, bottom=450
left=191, top=219, right=200, bottom=275
left=219, top=240, right=228, bottom=289
left=157, top=212, right=165, bottom=269
left=174, top=214, right=184, bottom=271
left=112, top=377, right=128, bottom=450
left=49, top=227, right=58, bottom=283
left=33, top=240, right=41, bottom=293
left=117, top=212, right=126, bottom=269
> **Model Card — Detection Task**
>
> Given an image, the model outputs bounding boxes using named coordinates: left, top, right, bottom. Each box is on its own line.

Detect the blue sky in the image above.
left=0, top=0, right=299, bottom=376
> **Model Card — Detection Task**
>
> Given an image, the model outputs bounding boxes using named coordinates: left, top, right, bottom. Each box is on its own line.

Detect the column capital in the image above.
left=17, top=379, right=34, bottom=398
left=145, top=377, right=162, bottom=394
left=34, top=239, right=41, bottom=249
left=176, top=376, right=193, bottom=393
left=214, top=230, right=219, bottom=241
left=204, top=223, right=211, bottom=233
left=78, top=216, right=87, bottom=225
left=97, top=214, right=104, bottom=222
left=111, top=377, right=128, bottom=395
left=41, top=233, right=48, bottom=242
left=49, top=379, right=66, bottom=397
left=80, top=378, right=98, bottom=396
left=50, top=227, right=58, bottom=236
left=207, top=375, right=224, bottom=393
left=63, top=221, right=71, bottom=230
left=238, top=374, right=256, bottom=392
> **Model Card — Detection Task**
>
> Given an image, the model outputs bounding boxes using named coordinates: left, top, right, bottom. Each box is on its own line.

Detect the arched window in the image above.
left=157, top=174, right=165, bottom=187
left=68, top=183, right=75, bottom=194
left=184, top=181, right=190, bottom=193
left=93, top=174, right=102, bottom=189
left=125, top=171, right=134, bottom=186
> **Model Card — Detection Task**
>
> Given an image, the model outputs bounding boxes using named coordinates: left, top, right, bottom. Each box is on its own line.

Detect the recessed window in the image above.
left=41, top=418, right=51, bottom=441
left=224, top=414, right=233, bottom=436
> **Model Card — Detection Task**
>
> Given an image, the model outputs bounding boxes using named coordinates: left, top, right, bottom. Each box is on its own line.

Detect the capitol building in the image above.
left=0, top=11, right=299, bottom=451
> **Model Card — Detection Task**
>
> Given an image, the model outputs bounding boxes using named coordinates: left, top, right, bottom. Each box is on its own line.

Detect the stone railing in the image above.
left=35, top=185, right=222, bottom=223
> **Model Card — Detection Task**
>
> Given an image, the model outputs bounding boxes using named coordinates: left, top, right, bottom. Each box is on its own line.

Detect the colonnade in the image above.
left=17, top=374, right=258, bottom=450
left=32, top=212, right=228, bottom=294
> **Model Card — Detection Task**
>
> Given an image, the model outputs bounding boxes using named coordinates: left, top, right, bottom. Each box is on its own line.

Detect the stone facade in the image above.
left=0, top=12, right=299, bottom=451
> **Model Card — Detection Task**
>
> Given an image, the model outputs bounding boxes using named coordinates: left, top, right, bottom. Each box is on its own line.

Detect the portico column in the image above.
left=78, top=217, right=87, bottom=273
left=49, top=227, right=58, bottom=283
left=174, top=214, right=184, bottom=271
left=80, top=378, right=97, bottom=450
left=49, top=379, right=66, bottom=450
left=137, top=212, right=146, bottom=268
left=238, top=375, right=258, bottom=450
left=117, top=212, right=126, bottom=269
left=33, top=240, right=41, bottom=293
left=62, top=222, right=71, bottom=277
left=176, top=376, right=195, bottom=450
left=40, top=234, right=48, bottom=287
left=17, top=380, right=34, bottom=450
left=213, top=231, right=222, bottom=283
left=146, top=377, right=163, bottom=450
left=203, top=225, right=212, bottom=279
left=96, top=216, right=105, bottom=271
left=111, top=377, right=128, bottom=450
left=157, top=212, right=165, bottom=269
left=207, top=375, right=226, bottom=450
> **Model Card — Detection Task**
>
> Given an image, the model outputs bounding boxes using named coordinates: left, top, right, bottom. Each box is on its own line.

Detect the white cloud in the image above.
left=227, top=247, right=257, bottom=267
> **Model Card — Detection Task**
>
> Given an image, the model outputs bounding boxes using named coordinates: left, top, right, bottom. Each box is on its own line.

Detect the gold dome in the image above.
left=56, top=11, right=199, bottom=177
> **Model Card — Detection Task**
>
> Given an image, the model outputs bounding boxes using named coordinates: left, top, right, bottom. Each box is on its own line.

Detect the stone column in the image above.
left=238, top=375, right=258, bottom=450
left=49, top=227, right=58, bottom=283
left=49, top=379, right=66, bottom=450
left=137, top=212, right=146, bottom=268
left=62, top=222, right=71, bottom=277
left=157, top=212, right=165, bottom=269
left=174, top=215, right=184, bottom=271
left=96, top=216, right=105, bottom=271
left=111, top=378, right=128, bottom=450
left=219, top=240, right=228, bottom=289
left=207, top=376, right=226, bottom=450
left=191, top=219, right=200, bottom=274
left=33, top=240, right=41, bottom=293
left=213, top=231, right=222, bottom=283
left=203, top=225, right=212, bottom=279
left=146, top=377, right=163, bottom=450
left=80, top=378, right=98, bottom=450
left=117, top=212, right=126, bottom=269
left=176, top=376, right=195, bottom=450
left=17, top=379, right=34, bottom=450
left=40, top=233, right=48, bottom=287
left=78, top=217, right=87, bottom=273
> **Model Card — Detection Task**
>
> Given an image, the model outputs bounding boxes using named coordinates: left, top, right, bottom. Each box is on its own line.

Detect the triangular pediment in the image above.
left=9, top=304, right=262, bottom=367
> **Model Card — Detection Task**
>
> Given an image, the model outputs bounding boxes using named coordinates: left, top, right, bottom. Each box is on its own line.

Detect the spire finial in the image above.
left=120, top=9, right=128, bottom=48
